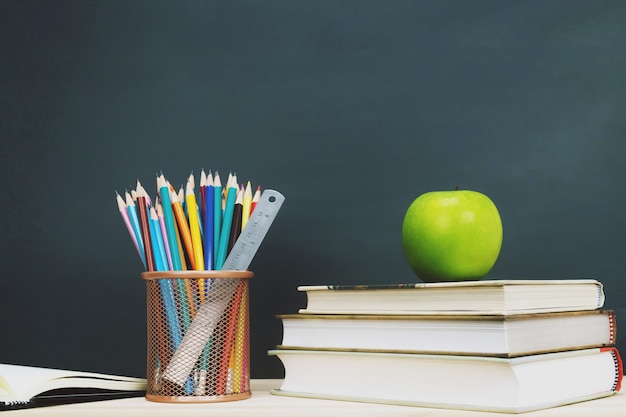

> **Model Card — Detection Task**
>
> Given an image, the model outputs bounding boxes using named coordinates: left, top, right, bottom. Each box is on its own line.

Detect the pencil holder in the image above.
left=142, top=270, right=253, bottom=403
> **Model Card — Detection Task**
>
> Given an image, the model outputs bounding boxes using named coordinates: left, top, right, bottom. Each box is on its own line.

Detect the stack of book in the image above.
left=268, top=279, right=623, bottom=413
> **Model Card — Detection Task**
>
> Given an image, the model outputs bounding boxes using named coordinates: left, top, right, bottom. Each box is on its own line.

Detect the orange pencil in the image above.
left=173, top=219, right=188, bottom=271
left=241, top=297, right=250, bottom=392
left=170, top=192, right=196, bottom=320
left=177, top=186, right=184, bottom=205
left=216, top=282, right=245, bottom=395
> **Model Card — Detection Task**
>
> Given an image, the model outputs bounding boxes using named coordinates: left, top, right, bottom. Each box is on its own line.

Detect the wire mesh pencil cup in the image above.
left=142, top=270, right=253, bottom=403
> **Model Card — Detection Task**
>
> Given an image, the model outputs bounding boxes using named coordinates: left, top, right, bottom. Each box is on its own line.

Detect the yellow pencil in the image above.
left=185, top=176, right=206, bottom=302
left=185, top=176, right=204, bottom=271
left=232, top=286, right=248, bottom=393
left=241, top=181, right=253, bottom=230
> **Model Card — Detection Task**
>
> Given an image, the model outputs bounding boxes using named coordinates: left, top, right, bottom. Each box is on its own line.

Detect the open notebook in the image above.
left=0, top=363, right=146, bottom=410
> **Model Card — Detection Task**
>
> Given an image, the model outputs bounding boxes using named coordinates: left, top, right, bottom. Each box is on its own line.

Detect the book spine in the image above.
left=601, top=347, right=623, bottom=392
left=596, top=283, right=606, bottom=308
left=609, top=311, right=617, bottom=344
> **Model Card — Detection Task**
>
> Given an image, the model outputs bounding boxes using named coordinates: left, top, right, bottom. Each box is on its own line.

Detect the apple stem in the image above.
left=455, top=185, right=459, bottom=191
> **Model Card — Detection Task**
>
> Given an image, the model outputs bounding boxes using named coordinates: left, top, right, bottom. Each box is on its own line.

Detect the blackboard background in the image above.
left=1, top=1, right=625, bottom=379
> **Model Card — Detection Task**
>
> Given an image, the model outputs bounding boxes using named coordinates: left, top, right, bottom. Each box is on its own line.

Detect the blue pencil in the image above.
left=215, top=184, right=237, bottom=270
left=204, top=173, right=215, bottom=271
left=149, top=208, right=182, bottom=349
left=157, top=176, right=182, bottom=270
left=157, top=174, right=195, bottom=394
left=213, top=172, right=223, bottom=267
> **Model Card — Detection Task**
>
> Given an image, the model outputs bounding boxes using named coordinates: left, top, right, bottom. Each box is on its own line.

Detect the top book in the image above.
left=297, top=279, right=605, bottom=315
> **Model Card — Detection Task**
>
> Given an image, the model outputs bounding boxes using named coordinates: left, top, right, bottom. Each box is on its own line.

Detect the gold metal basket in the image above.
left=142, top=270, right=253, bottom=403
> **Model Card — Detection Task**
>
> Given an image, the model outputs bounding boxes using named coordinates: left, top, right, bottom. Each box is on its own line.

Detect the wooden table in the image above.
left=5, top=379, right=626, bottom=416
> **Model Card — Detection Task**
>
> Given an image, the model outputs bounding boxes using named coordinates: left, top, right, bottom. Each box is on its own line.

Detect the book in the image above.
left=277, top=309, right=616, bottom=357
left=0, top=363, right=146, bottom=410
left=269, top=347, right=623, bottom=413
left=298, top=279, right=605, bottom=315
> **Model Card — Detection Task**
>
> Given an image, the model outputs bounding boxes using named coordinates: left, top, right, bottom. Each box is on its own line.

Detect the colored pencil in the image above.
left=124, top=191, right=146, bottom=267
left=157, top=175, right=183, bottom=271
left=158, top=175, right=197, bottom=394
left=227, top=186, right=243, bottom=257
left=215, top=182, right=237, bottom=270
left=116, top=169, right=273, bottom=396
left=186, top=178, right=204, bottom=271
left=213, top=172, right=222, bottom=266
left=241, top=181, right=252, bottom=230
left=171, top=188, right=197, bottom=318
left=250, top=185, right=261, bottom=213
left=203, top=171, right=214, bottom=271
left=135, top=181, right=155, bottom=272
left=149, top=207, right=182, bottom=356
left=115, top=191, right=143, bottom=263
left=199, top=169, right=207, bottom=223
left=232, top=285, right=248, bottom=392
left=149, top=208, right=167, bottom=271
left=155, top=202, right=173, bottom=270
left=170, top=188, right=196, bottom=271
left=223, top=172, right=235, bottom=211
left=216, top=282, right=244, bottom=395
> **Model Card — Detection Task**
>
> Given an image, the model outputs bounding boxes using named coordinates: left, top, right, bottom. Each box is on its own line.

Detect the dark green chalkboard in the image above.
left=1, top=0, right=625, bottom=378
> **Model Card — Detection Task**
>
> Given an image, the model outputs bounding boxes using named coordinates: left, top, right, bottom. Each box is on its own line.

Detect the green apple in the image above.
left=401, top=188, right=503, bottom=282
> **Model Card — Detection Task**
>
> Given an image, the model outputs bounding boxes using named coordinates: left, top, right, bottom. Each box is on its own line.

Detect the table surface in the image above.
left=5, top=379, right=626, bottom=416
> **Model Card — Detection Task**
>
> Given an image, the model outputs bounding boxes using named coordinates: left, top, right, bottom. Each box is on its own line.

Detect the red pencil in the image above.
left=250, top=185, right=261, bottom=213
left=216, top=282, right=245, bottom=395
